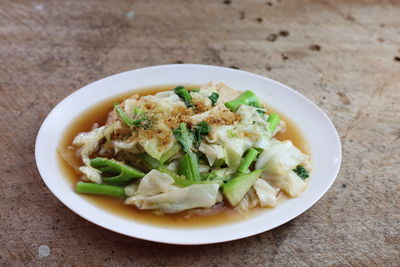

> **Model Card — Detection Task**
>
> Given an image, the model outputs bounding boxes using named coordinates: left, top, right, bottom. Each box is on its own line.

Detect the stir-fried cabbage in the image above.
left=253, top=178, right=277, bottom=207
left=69, top=83, right=312, bottom=216
left=234, top=188, right=259, bottom=212
left=255, top=139, right=308, bottom=176
left=73, top=126, right=107, bottom=183
left=125, top=170, right=220, bottom=213
left=199, top=143, right=224, bottom=166
left=266, top=171, right=307, bottom=197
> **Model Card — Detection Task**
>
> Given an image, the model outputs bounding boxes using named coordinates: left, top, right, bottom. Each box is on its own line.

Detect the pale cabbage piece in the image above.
left=200, top=82, right=240, bottom=103
left=98, top=123, right=115, bottom=155
left=189, top=103, right=229, bottom=125
left=199, top=143, right=224, bottom=165
left=124, top=183, right=139, bottom=197
left=126, top=183, right=220, bottom=214
left=212, top=125, right=253, bottom=169
left=140, top=138, right=173, bottom=161
left=166, top=160, right=179, bottom=172
left=112, top=139, right=137, bottom=153
left=140, top=93, right=183, bottom=114
left=234, top=188, right=259, bottom=212
left=78, top=166, right=102, bottom=183
left=253, top=179, right=278, bottom=208
left=236, top=105, right=266, bottom=125
left=199, top=163, right=211, bottom=173
left=272, top=119, right=286, bottom=137
left=125, top=170, right=220, bottom=213
left=266, top=171, right=307, bottom=197
left=73, top=126, right=107, bottom=183
left=255, top=139, right=308, bottom=176
left=123, top=98, right=138, bottom=116
left=153, top=91, right=182, bottom=104
left=207, top=167, right=236, bottom=181
left=223, top=138, right=248, bottom=169
left=191, top=92, right=212, bottom=107
left=236, top=105, right=272, bottom=150
left=134, top=169, right=175, bottom=197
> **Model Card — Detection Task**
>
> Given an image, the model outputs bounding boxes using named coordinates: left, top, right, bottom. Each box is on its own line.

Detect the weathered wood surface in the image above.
left=1, top=0, right=399, bottom=265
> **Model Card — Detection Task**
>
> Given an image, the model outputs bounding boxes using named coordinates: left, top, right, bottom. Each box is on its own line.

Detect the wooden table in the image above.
left=1, top=0, right=399, bottom=265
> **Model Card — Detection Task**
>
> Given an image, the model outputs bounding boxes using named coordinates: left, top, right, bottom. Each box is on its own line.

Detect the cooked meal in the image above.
left=61, top=83, right=311, bottom=215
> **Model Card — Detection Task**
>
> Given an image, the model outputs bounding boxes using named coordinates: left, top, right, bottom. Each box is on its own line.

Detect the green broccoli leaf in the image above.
left=193, top=121, right=211, bottom=149
left=174, top=86, right=193, bottom=107
left=115, top=104, right=151, bottom=129
left=209, top=92, right=219, bottom=106
left=293, top=165, right=310, bottom=180
left=173, top=122, right=200, bottom=181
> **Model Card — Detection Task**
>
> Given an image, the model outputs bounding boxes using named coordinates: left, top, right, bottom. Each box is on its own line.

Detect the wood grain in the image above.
left=0, top=0, right=399, bottom=265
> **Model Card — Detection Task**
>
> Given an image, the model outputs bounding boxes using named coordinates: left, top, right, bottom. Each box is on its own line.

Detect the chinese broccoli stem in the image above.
left=139, top=152, right=202, bottom=187
left=173, top=123, right=201, bottom=181
left=159, top=143, right=181, bottom=164
left=76, top=182, right=126, bottom=198
left=237, top=148, right=260, bottom=173
left=90, top=157, right=145, bottom=185
left=267, top=113, right=280, bottom=132
left=225, top=90, right=261, bottom=112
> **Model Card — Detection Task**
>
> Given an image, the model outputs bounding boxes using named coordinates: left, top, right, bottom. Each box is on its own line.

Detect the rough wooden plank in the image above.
left=0, top=0, right=399, bottom=265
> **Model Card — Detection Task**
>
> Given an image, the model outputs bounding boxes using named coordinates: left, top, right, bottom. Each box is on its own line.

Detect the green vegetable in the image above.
left=267, top=113, right=280, bottom=133
left=139, top=153, right=161, bottom=170
left=115, top=104, right=151, bottom=128
left=193, top=121, right=211, bottom=149
left=90, top=157, right=145, bottom=185
left=195, top=121, right=211, bottom=134
left=173, top=123, right=200, bottom=181
left=178, top=154, right=195, bottom=179
left=212, top=158, right=225, bottom=168
left=225, top=90, right=261, bottom=112
left=237, top=148, right=260, bottom=174
left=174, top=86, right=193, bottom=107
left=159, top=143, right=181, bottom=164
left=76, top=182, right=126, bottom=198
left=222, top=169, right=263, bottom=206
left=206, top=168, right=232, bottom=181
left=139, top=152, right=210, bottom=187
left=293, top=165, right=309, bottom=180
left=209, top=92, right=219, bottom=106
left=191, top=88, right=200, bottom=92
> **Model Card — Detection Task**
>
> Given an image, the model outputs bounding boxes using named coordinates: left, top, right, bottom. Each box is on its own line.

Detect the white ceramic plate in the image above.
left=35, top=64, right=341, bottom=245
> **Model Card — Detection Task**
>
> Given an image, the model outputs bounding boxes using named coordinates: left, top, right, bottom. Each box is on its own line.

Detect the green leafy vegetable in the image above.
left=225, top=90, right=261, bottom=112
left=173, top=123, right=200, bottom=181
left=193, top=121, right=211, bottom=149
left=209, top=92, right=219, bottom=106
left=212, top=158, right=225, bottom=168
left=174, top=85, right=193, bottom=107
left=115, top=104, right=151, bottom=128
left=293, top=165, right=309, bottom=180
left=195, top=121, right=211, bottom=134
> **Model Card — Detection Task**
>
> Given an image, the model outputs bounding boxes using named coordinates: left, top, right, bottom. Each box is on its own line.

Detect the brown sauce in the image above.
left=58, top=86, right=309, bottom=228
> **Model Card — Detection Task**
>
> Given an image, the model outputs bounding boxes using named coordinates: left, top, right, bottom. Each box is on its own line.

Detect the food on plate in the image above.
left=60, top=82, right=311, bottom=216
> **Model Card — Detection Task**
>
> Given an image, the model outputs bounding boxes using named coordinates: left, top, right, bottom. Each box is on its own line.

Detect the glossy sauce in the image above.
left=59, top=86, right=309, bottom=228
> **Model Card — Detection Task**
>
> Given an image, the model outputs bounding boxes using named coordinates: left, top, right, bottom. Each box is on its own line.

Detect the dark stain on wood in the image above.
left=337, top=92, right=351, bottom=105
